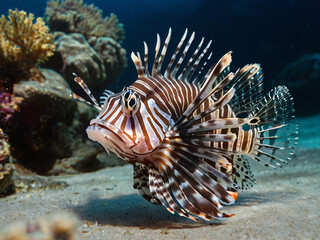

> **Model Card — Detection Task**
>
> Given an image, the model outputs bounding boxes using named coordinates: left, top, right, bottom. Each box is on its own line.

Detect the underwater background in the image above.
left=1, top=0, right=320, bottom=114
left=0, top=0, right=319, bottom=239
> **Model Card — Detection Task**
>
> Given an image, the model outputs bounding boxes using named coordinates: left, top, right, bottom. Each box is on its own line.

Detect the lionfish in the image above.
left=73, top=29, right=298, bottom=221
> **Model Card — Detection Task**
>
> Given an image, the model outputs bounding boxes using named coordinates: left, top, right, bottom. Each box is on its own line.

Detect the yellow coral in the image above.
left=0, top=9, right=55, bottom=79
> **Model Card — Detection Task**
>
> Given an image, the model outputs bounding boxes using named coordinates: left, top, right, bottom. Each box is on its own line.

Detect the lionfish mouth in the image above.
left=86, top=119, right=134, bottom=153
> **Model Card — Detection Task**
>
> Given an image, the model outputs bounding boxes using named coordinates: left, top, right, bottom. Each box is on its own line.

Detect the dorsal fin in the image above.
left=131, top=28, right=217, bottom=84
left=143, top=42, right=150, bottom=76
left=151, top=34, right=161, bottom=76
left=156, top=28, right=172, bottom=75
left=171, top=31, right=195, bottom=78
left=178, top=37, right=204, bottom=81
left=131, top=52, right=145, bottom=77
left=193, top=51, right=213, bottom=84
left=165, top=29, right=188, bottom=78
left=173, top=52, right=233, bottom=127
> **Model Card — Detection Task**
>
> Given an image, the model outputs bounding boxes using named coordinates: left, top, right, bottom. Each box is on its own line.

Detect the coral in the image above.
left=0, top=128, right=14, bottom=196
left=0, top=128, right=10, bottom=163
left=43, top=1, right=127, bottom=90
left=273, top=53, right=320, bottom=116
left=51, top=32, right=106, bottom=91
left=45, top=32, right=127, bottom=91
left=0, top=91, right=23, bottom=125
left=0, top=164, right=14, bottom=196
left=0, top=212, right=79, bottom=239
left=89, top=36, right=127, bottom=85
left=0, top=9, right=55, bottom=90
left=45, top=0, right=124, bottom=42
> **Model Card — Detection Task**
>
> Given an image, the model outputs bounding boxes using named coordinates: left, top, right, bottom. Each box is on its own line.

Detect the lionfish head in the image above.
left=84, top=86, right=168, bottom=160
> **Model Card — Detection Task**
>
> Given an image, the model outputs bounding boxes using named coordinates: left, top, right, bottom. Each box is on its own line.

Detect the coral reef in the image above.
left=43, top=0, right=127, bottom=91
left=45, top=0, right=124, bottom=42
left=273, top=53, right=320, bottom=116
left=0, top=4, right=127, bottom=177
left=0, top=129, right=10, bottom=163
left=5, top=68, right=75, bottom=173
left=0, top=128, right=14, bottom=196
left=89, top=36, right=127, bottom=86
left=0, top=9, right=55, bottom=91
left=50, top=32, right=106, bottom=91
left=2, top=68, right=124, bottom=174
left=0, top=212, right=79, bottom=240
left=0, top=92, right=23, bottom=125
left=45, top=32, right=127, bottom=91
left=0, top=164, right=14, bottom=196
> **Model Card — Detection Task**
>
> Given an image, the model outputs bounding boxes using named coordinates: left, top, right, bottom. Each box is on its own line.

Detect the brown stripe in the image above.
left=110, top=109, right=123, bottom=126
left=120, top=116, right=127, bottom=132
left=153, top=107, right=169, bottom=127
left=144, top=102, right=166, bottom=134
left=132, top=77, right=171, bottom=114
left=130, top=116, right=137, bottom=142
left=147, top=116, right=162, bottom=144
left=135, top=112, right=152, bottom=151
left=101, top=97, right=119, bottom=120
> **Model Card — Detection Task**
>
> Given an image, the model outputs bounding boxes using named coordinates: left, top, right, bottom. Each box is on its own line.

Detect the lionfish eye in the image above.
left=121, top=89, right=140, bottom=115
left=129, top=98, right=136, bottom=107
left=124, top=90, right=131, bottom=99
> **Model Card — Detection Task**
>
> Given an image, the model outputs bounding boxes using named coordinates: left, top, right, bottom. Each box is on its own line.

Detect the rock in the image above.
left=44, top=32, right=127, bottom=93
left=45, top=0, right=125, bottom=42
left=273, top=53, right=320, bottom=116
left=50, top=32, right=107, bottom=92
left=89, top=36, right=127, bottom=87
left=4, top=68, right=125, bottom=175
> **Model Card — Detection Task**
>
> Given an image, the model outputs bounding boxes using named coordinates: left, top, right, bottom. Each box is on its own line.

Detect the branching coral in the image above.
left=0, top=9, right=55, bottom=85
left=45, top=0, right=125, bottom=42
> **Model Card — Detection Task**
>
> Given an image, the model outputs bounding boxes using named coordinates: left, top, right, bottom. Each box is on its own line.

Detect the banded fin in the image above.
left=228, top=64, right=264, bottom=116
left=172, top=86, right=235, bottom=131
left=148, top=166, right=197, bottom=220
left=72, top=73, right=102, bottom=110
left=227, top=156, right=255, bottom=190
left=248, top=86, right=298, bottom=168
left=150, top=140, right=236, bottom=221
left=173, top=52, right=233, bottom=127
left=132, top=28, right=215, bottom=84
left=133, top=163, right=160, bottom=205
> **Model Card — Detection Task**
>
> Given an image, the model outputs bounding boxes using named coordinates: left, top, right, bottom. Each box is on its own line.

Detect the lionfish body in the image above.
left=74, top=29, right=297, bottom=221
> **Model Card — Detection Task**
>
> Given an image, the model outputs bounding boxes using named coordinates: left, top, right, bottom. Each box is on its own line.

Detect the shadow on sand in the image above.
left=71, top=188, right=299, bottom=228
left=71, top=193, right=224, bottom=229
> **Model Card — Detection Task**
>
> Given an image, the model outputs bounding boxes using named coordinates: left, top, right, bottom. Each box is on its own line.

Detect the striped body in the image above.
left=76, top=29, right=297, bottom=221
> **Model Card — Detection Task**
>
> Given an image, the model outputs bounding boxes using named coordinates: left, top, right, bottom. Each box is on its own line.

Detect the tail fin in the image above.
left=248, top=86, right=298, bottom=168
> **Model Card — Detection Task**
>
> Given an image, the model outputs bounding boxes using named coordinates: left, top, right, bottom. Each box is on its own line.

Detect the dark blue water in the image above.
left=1, top=0, right=319, bottom=115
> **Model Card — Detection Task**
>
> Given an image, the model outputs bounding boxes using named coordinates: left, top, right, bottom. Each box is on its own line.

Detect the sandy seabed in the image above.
left=0, top=115, right=319, bottom=240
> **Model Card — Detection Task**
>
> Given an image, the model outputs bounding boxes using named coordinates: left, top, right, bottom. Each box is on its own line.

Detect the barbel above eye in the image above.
left=121, top=89, right=140, bottom=115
